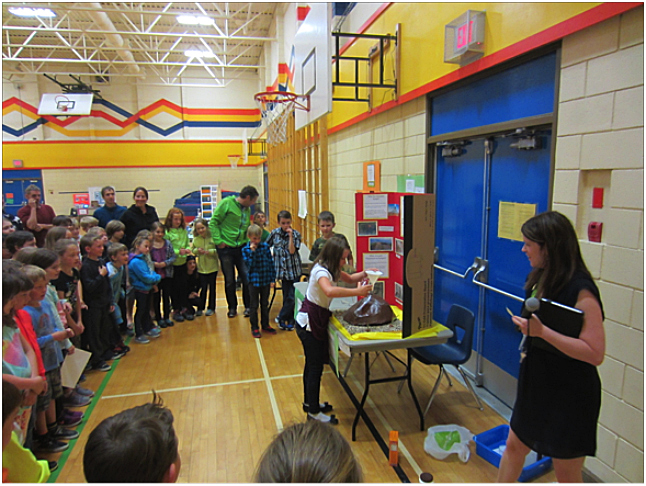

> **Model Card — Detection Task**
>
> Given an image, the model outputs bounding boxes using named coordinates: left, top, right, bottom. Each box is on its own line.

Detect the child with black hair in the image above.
left=83, top=392, right=181, bottom=483
left=5, top=231, right=36, bottom=258
left=80, top=235, right=120, bottom=371
left=183, top=255, right=202, bottom=318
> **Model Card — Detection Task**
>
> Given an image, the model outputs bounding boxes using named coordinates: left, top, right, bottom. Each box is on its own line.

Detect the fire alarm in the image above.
left=588, top=222, right=603, bottom=242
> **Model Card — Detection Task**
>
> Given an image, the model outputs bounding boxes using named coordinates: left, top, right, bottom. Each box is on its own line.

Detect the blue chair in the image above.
left=404, top=304, right=484, bottom=417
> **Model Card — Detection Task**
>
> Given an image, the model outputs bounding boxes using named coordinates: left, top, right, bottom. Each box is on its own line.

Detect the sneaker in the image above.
left=135, top=335, right=150, bottom=344
left=244, top=308, right=251, bottom=318
left=307, top=412, right=339, bottom=425
left=227, top=310, right=237, bottom=318
left=33, top=436, right=69, bottom=453
left=164, top=319, right=174, bottom=327
left=159, top=320, right=168, bottom=328
left=146, top=329, right=161, bottom=338
left=262, top=326, right=277, bottom=335
left=126, top=328, right=135, bottom=337
left=74, top=385, right=95, bottom=397
left=184, top=313, right=195, bottom=321
left=195, top=310, right=203, bottom=317
left=114, top=344, right=130, bottom=354
left=50, top=426, right=79, bottom=441
left=109, top=350, right=126, bottom=360
left=205, top=309, right=215, bottom=316
left=278, top=320, right=294, bottom=331
left=93, top=361, right=111, bottom=372
left=62, top=392, right=91, bottom=408
left=62, top=409, right=84, bottom=420
left=58, top=414, right=83, bottom=428
left=48, top=461, right=59, bottom=473
left=252, top=329, right=261, bottom=338
left=173, top=313, right=185, bottom=322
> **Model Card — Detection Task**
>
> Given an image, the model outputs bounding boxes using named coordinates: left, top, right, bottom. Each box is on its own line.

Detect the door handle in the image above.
left=433, top=255, right=479, bottom=279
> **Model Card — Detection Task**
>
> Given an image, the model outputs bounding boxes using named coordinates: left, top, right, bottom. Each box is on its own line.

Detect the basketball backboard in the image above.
left=37, top=93, right=93, bottom=115
left=293, top=3, right=332, bottom=131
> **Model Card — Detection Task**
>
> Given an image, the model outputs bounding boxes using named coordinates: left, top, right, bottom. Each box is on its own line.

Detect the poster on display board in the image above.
left=354, top=192, right=436, bottom=337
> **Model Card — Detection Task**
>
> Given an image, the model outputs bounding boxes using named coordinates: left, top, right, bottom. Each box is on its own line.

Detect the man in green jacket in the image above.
left=209, top=186, right=259, bottom=318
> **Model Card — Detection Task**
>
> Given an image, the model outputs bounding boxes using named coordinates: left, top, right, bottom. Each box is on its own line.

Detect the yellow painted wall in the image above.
left=329, top=2, right=600, bottom=129
left=2, top=141, right=262, bottom=170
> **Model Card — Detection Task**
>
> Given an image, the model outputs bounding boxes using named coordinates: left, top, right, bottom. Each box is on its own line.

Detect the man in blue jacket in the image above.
left=93, top=186, right=126, bottom=228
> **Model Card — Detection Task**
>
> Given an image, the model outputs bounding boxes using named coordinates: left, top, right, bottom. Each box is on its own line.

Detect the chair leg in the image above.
left=455, top=365, right=484, bottom=410
left=382, top=351, right=397, bottom=373
left=445, top=372, right=453, bottom=387
left=342, top=354, right=355, bottom=377
left=423, top=365, right=445, bottom=417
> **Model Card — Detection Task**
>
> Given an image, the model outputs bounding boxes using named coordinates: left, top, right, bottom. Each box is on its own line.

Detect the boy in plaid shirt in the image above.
left=267, top=210, right=302, bottom=331
left=242, top=225, right=276, bottom=338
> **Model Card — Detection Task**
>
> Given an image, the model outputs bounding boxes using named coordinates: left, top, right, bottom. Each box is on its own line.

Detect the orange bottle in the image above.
left=389, top=430, right=399, bottom=466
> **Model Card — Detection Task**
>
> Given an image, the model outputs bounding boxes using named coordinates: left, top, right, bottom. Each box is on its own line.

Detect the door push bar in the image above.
left=434, top=252, right=524, bottom=303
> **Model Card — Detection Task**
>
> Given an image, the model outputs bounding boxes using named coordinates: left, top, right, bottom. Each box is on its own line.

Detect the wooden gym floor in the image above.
left=46, top=275, right=556, bottom=483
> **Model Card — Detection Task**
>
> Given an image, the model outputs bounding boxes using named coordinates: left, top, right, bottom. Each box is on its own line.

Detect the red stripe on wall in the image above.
left=329, top=2, right=641, bottom=135
left=2, top=139, right=245, bottom=145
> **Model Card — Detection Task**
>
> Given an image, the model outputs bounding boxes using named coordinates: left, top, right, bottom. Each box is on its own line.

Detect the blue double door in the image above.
left=430, top=51, right=557, bottom=405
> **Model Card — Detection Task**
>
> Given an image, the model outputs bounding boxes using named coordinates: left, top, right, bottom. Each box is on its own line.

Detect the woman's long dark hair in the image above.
left=521, top=211, right=592, bottom=299
left=314, top=236, right=350, bottom=282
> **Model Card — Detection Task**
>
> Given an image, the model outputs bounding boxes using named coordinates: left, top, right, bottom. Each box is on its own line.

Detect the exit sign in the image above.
left=444, top=10, right=485, bottom=65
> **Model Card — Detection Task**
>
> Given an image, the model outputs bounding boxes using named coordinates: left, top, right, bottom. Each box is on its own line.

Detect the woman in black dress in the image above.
left=497, top=211, right=604, bottom=483
left=120, top=187, right=159, bottom=249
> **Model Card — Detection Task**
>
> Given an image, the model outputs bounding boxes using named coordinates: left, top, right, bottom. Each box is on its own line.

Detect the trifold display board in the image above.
left=354, top=192, right=436, bottom=337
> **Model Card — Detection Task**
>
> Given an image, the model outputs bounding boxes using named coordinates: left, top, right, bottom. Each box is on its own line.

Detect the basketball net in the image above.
left=228, top=154, right=241, bottom=168
left=254, top=92, right=309, bottom=146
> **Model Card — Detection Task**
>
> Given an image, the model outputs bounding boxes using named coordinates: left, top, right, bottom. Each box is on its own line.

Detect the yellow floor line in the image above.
left=256, top=339, right=284, bottom=431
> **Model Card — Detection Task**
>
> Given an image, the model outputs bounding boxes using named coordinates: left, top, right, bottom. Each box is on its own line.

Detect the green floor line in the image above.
left=47, top=337, right=131, bottom=483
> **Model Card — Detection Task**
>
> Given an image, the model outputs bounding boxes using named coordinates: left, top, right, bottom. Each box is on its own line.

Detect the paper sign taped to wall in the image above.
left=498, top=202, right=536, bottom=241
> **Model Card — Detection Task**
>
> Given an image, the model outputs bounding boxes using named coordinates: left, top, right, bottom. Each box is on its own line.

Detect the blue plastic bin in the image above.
left=474, top=425, right=552, bottom=482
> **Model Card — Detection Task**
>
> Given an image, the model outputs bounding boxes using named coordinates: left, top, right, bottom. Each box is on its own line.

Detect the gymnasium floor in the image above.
left=46, top=276, right=557, bottom=483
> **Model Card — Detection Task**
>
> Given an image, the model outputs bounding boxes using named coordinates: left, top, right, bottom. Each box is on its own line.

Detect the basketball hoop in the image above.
left=254, top=91, right=310, bottom=146
left=228, top=154, right=241, bottom=169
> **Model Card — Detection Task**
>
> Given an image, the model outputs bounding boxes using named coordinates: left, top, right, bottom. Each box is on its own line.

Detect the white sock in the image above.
left=308, top=412, right=332, bottom=423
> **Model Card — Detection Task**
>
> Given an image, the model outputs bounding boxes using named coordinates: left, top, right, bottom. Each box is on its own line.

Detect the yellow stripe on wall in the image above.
left=2, top=141, right=264, bottom=169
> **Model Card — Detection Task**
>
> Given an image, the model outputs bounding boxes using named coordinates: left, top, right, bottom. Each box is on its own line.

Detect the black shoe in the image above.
left=159, top=320, right=167, bottom=328
left=48, top=461, right=59, bottom=473
left=244, top=308, right=251, bottom=318
left=184, top=313, right=195, bottom=321
left=32, top=436, right=69, bottom=453
left=302, top=402, right=333, bottom=414
left=92, top=361, right=111, bottom=372
left=49, top=426, right=79, bottom=441
left=227, top=310, right=237, bottom=318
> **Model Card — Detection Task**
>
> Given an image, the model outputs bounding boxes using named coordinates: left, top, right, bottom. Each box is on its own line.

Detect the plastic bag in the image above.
left=424, top=424, right=473, bottom=462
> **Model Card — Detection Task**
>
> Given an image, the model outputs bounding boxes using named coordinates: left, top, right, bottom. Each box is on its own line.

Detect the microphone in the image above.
left=518, top=297, right=540, bottom=362
left=521, top=297, right=540, bottom=318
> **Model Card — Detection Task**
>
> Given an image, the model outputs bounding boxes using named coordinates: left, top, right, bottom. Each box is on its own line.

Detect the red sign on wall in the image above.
left=73, top=193, right=90, bottom=206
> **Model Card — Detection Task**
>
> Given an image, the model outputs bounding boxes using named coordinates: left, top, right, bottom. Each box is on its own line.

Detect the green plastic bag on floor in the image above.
left=424, top=424, right=473, bottom=462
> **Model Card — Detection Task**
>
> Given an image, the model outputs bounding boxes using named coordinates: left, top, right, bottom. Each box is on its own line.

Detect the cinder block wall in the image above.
left=554, top=7, right=644, bottom=483
left=328, top=96, right=426, bottom=244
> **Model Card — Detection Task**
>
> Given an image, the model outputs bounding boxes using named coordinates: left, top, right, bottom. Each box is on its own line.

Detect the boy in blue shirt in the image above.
left=242, top=225, right=276, bottom=338
left=267, top=211, right=302, bottom=331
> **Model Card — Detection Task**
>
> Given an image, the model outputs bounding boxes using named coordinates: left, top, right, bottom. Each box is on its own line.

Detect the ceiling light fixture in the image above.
left=177, top=15, right=214, bottom=26
left=8, top=7, right=56, bottom=18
